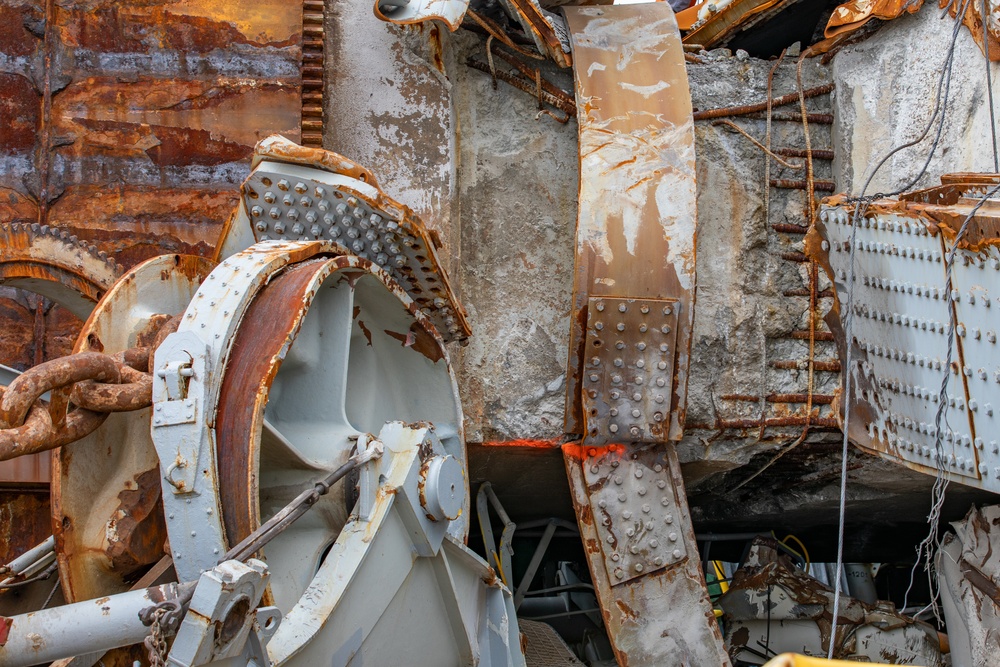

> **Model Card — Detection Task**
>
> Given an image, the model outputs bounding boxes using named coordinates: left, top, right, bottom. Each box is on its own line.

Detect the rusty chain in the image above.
left=141, top=599, right=185, bottom=666
left=0, top=317, right=179, bottom=461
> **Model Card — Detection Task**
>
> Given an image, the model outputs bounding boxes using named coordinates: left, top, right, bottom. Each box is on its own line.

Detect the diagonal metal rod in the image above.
left=223, top=440, right=383, bottom=564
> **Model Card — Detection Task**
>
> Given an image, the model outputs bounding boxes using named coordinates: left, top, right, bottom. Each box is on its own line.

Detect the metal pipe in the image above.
left=0, top=581, right=194, bottom=667
left=0, top=536, right=54, bottom=581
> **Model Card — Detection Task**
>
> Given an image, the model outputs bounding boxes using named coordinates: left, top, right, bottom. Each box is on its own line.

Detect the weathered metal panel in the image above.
left=810, top=177, right=1000, bottom=494
left=937, top=504, right=1000, bottom=664
left=564, top=443, right=731, bottom=667
left=325, top=0, right=457, bottom=278
left=562, top=3, right=698, bottom=443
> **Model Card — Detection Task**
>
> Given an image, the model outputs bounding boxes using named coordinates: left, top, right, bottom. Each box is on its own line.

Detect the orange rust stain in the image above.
left=562, top=442, right=626, bottom=460
left=428, top=24, right=445, bottom=73
left=479, top=438, right=562, bottom=448
left=383, top=323, right=445, bottom=363
left=614, top=599, right=640, bottom=621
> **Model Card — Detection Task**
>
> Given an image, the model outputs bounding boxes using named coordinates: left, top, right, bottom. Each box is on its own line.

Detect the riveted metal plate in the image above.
left=818, top=207, right=978, bottom=480
left=242, top=159, right=470, bottom=343
left=583, top=446, right=687, bottom=585
left=583, top=297, right=678, bottom=444
left=813, top=181, right=1000, bottom=494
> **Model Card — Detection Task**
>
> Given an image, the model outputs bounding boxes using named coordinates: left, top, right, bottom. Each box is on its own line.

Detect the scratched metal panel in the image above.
left=562, top=3, right=697, bottom=443
left=812, top=181, right=1000, bottom=494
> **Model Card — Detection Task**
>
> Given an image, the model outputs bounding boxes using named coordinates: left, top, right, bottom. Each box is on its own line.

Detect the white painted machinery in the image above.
left=0, top=137, right=524, bottom=667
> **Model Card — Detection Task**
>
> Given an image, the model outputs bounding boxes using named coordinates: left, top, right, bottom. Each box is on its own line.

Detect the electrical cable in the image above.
left=984, top=0, right=999, bottom=171
left=827, top=1, right=975, bottom=655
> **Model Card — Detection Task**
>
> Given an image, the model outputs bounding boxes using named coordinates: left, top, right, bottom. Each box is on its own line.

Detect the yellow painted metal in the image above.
left=763, top=654, right=928, bottom=667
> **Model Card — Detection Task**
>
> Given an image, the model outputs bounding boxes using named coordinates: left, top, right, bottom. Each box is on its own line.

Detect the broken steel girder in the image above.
left=809, top=176, right=1000, bottom=494
left=562, top=3, right=697, bottom=445
left=564, top=443, right=731, bottom=667
left=937, top=504, right=1000, bottom=666
left=221, top=135, right=471, bottom=344
left=499, top=0, right=572, bottom=67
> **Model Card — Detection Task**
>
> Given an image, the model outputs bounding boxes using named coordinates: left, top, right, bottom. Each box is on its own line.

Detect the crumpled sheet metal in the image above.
left=232, top=135, right=471, bottom=343
left=808, top=175, right=1000, bottom=495
left=823, top=0, right=923, bottom=40
left=499, top=0, right=572, bottom=67
left=719, top=538, right=944, bottom=664
left=0, top=0, right=304, bottom=269
left=941, top=0, right=1000, bottom=61
left=681, top=0, right=796, bottom=48
left=563, top=3, right=697, bottom=443
left=937, top=504, right=1000, bottom=667
left=373, top=0, right=471, bottom=31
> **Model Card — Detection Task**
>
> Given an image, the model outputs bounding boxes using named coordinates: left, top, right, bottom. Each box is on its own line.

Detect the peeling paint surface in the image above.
left=563, top=3, right=697, bottom=442
left=0, top=0, right=305, bottom=374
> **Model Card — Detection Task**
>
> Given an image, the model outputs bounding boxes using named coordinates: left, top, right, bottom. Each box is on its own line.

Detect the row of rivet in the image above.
left=830, top=239, right=941, bottom=261
left=246, top=174, right=462, bottom=336
left=851, top=303, right=948, bottom=333
left=821, top=210, right=933, bottom=236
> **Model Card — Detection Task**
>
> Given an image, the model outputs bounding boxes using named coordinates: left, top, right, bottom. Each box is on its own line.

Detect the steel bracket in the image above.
left=168, top=559, right=271, bottom=667
left=152, top=331, right=209, bottom=488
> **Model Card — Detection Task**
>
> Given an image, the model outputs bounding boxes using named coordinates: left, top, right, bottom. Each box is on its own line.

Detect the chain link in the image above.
left=140, top=599, right=184, bottom=666
left=0, top=333, right=165, bottom=461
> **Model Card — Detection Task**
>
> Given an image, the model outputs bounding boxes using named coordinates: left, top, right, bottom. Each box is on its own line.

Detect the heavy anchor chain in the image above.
left=0, top=317, right=178, bottom=461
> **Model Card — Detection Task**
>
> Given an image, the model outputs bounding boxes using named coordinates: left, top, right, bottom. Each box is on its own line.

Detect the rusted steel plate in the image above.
left=563, top=443, right=731, bottom=667
left=941, top=0, right=1000, bottom=62
left=0, top=489, right=50, bottom=567
left=583, top=297, right=679, bottom=442
left=0, top=223, right=121, bottom=483
left=0, top=0, right=305, bottom=267
left=682, top=0, right=798, bottom=49
left=498, top=0, right=572, bottom=67
left=562, top=3, right=697, bottom=443
left=808, top=177, right=1000, bottom=494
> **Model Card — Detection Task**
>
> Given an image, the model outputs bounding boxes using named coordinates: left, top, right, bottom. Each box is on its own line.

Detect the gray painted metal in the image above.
left=152, top=241, right=330, bottom=581
left=937, top=504, right=1000, bottom=666
left=0, top=581, right=194, bottom=667
left=169, top=559, right=271, bottom=667
left=583, top=446, right=687, bottom=584
left=262, top=422, right=524, bottom=667
left=817, top=193, right=1000, bottom=494
left=239, top=154, right=469, bottom=343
